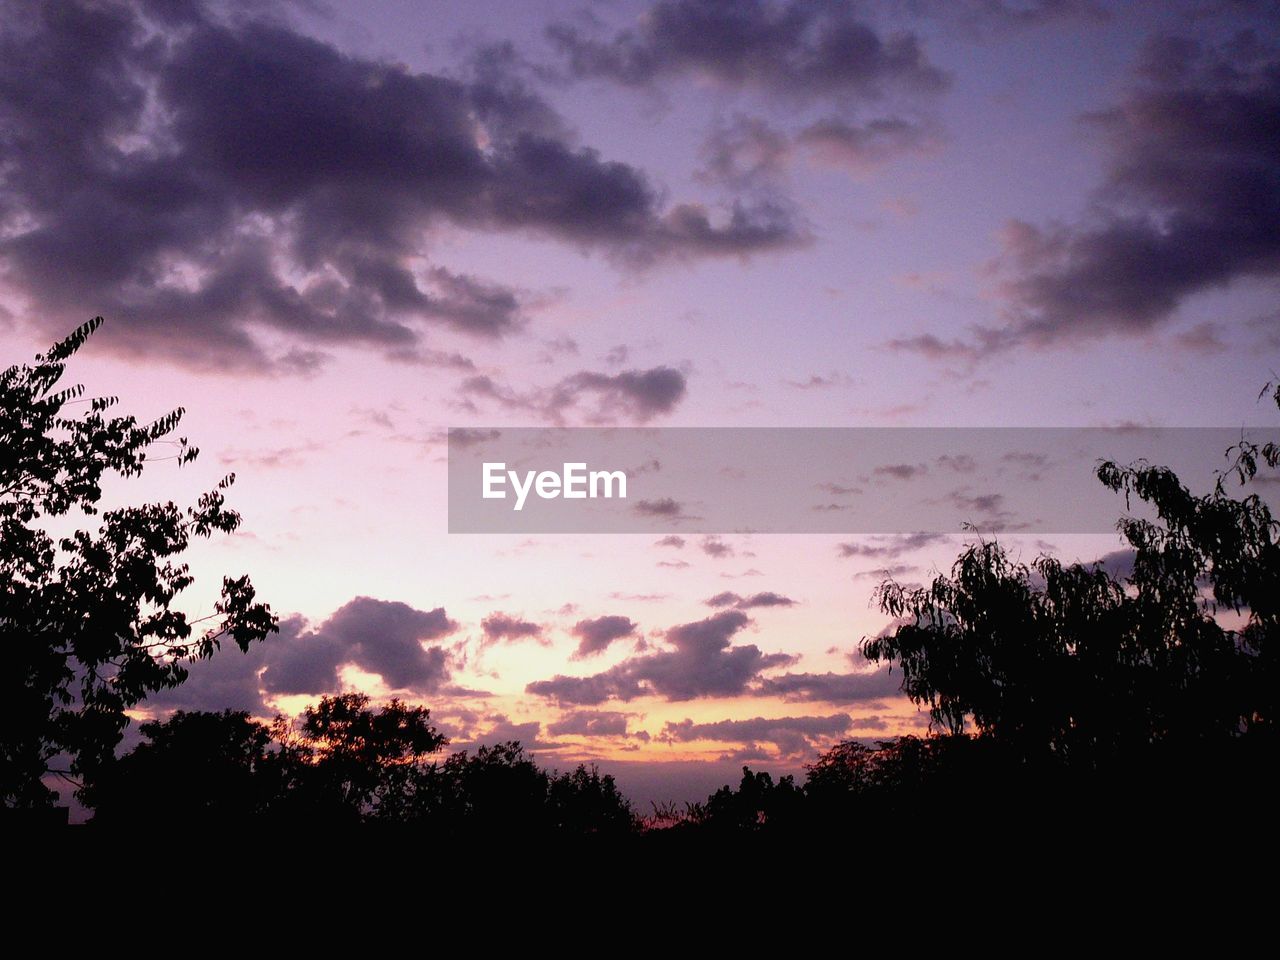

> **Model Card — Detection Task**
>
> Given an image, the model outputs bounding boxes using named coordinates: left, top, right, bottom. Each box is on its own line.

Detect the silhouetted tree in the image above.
left=686, top=768, right=804, bottom=833
left=274, top=693, right=447, bottom=822
left=546, top=764, right=635, bottom=835
left=862, top=388, right=1280, bottom=780
left=1, top=319, right=277, bottom=808
left=400, top=737, right=636, bottom=833
left=90, top=695, right=639, bottom=833
left=91, top=710, right=282, bottom=824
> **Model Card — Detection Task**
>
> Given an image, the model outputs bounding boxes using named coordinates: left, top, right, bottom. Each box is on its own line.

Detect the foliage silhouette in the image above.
left=862, top=410, right=1279, bottom=769
left=91, top=694, right=638, bottom=834
left=273, top=693, right=447, bottom=822
left=0, top=319, right=277, bottom=808
left=91, top=709, right=283, bottom=824
left=16, top=328, right=1279, bottom=836
left=667, top=390, right=1280, bottom=838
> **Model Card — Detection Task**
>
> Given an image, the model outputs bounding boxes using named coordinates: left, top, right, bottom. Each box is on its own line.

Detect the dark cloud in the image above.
left=753, top=669, right=903, bottom=705
left=874, top=463, right=928, bottom=480
left=838, top=532, right=947, bottom=559
left=481, top=612, right=544, bottom=644
left=261, top=597, right=458, bottom=695
left=547, top=710, right=649, bottom=741
left=571, top=615, right=639, bottom=658
left=142, top=618, right=287, bottom=715
left=901, top=32, right=1280, bottom=359
left=0, top=0, right=804, bottom=371
left=659, top=713, right=853, bottom=756
left=654, top=535, right=687, bottom=548
left=460, top=365, right=689, bottom=424
left=463, top=715, right=544, bottom=750
left=700, top=535, right=735, bottom=558
left=949, top=490, right=1006, bottom=514
left=704, top=591, right=797, bottom=609
left=446, top=428, right=502, bottom=449
left=548, top=367, right=688, bottom=422
left=851, top=563, right=919, bottom=581
left=148, top=598, right=461, bottom=712
left=634, top=497, right=690, bottom=518
left=548, top=0, right=947, bottom=101
left=526, top=609, right=795, bottom=704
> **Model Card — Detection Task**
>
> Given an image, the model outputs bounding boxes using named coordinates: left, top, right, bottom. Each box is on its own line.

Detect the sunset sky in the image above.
left=3, top=0, right=1278, bottom=807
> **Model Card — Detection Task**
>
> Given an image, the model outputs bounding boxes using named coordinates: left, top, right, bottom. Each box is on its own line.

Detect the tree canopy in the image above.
left=1, top=318, right=277, bottom=807
left=91, top=693, right=638, bottom=834
left=862, top=402, right=1278, bottom=768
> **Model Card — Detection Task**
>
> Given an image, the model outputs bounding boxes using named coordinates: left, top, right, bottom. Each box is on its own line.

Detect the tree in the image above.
left=686, top=768, right=804, bottom=833
left=89, top=695, right=639, bottom=833
left=862, top=387, right=1280, bottom=773
left=90, top=710, right=282, bottom=824
left=546, top=763, right=635, bottom=835
left=0, top=318, right=277, bottom=808
left=273, top=692, right=447, bottom=822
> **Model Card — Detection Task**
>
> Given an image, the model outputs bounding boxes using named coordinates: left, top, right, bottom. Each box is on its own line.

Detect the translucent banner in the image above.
left=447, top=427, right=1280, bottom=534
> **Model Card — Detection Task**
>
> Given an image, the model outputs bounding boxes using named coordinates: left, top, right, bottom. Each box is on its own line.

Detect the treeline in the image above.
left=5, top=325, right=1278, bottom=837
left=80, top=693, right=1273, bottom=837
left=88, top=694, right=638, bottom=834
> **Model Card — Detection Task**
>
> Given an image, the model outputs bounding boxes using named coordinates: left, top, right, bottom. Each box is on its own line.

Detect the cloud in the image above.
left=752, top=669, right=902, bottom=704
left=874, top=463, right=928, bottom=480
left=460, top=365, right=689, bottom=424
left=907, top=32, right=1280, bottom=359
left=851, top=563, right=919, bottom=581
left=260, top=598, right=458, bottom=696
left=142, top=622, right=283, bottom=716
left=654, top=535, right=687, bottom=548
left=571, top=615, right=639, bottom=658
left=797, top=116, right=939, bottom=171
left=548, top=367, right=688, bottom=421
left=480, top=612, right=544, bottom=645
left=1172, top=320, right=1229, bottom=353
left=838, top=532, right=946, bottom=559
left=700, top=535, right=735, bottom=558
left=659, top=713, right=853, bottom=756
left=446, top=428, right=503, bottom=449
left=548, top=0, right=947, bottom=101
left=526, top=609, right=795, bottom=704
left=1093, top=548, right=1136, bottom=581
left=634, top=497, right=695, bottom=520
left=782, top=372, right=856, bottom=389
left=704, top=591, right=797, bottom=609
left=547, top=710, right=649, bottom=741
left=148, top=599, right=462, bottom=713
left=949, top=490, right=1006, bottom=514
left=0, top=0, right=804, bottom=371
left=464, top=715, right=544, bottom=750
left=697, top=114, right=792, bottom=188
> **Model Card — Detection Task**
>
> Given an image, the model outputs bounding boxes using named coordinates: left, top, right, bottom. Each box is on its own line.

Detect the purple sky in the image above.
left=2, top=0, right=1278, bottom=807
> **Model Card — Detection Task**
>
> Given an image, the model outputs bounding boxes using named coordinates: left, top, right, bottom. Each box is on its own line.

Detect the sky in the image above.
left=2, top=0, right=1279, bottom=808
